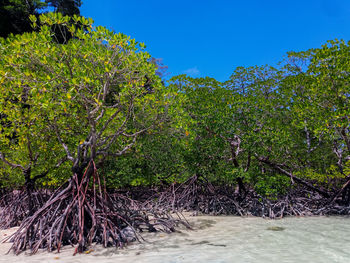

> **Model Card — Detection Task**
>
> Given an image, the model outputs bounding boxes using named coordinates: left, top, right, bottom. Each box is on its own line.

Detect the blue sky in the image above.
left=81, top=0, right=350, bottom=81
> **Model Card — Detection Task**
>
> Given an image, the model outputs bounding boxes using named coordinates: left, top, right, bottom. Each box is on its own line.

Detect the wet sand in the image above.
left=0, top=215, right=350, bottom=263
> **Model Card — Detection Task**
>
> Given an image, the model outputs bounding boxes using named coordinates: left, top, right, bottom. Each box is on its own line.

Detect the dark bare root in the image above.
left=6, top=161, right=188, bottom=255
left=0, top=190, right=49, bottom=229
left=151, top=175, right=245, bottom=215
left=151, top=176, right=350, bottom=218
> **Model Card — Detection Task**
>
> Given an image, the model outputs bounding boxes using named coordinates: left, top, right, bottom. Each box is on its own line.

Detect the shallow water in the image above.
left=1, top=215, right=350, bottom=263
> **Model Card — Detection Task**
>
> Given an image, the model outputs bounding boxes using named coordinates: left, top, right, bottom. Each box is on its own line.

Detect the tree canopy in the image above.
left=0, top=0, right=81, bottom=38
left=1, top=8, right=350, bottom=255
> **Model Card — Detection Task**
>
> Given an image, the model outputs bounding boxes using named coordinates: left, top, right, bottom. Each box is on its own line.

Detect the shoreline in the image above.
left=1, top=215, right=350, bottom=263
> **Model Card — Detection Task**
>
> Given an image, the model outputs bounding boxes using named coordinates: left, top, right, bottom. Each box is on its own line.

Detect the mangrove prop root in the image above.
left=151, top=176, right=350, bottom=218
left=150, top=175, right=245, bottom=215
left=0, top=190, right=49, bottom=229
left=6, top=160, right=187, bottom=255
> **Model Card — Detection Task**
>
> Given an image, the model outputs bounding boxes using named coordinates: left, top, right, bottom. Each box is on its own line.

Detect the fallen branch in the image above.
left=256, top=155, right=330, bottom=198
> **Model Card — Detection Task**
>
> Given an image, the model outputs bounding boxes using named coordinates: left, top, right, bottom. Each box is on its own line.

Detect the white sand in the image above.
left=0, top=216, right=350, bottom=263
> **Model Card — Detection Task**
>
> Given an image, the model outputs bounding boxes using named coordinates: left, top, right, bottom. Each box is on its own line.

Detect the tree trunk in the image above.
left=72, top=159, right=92, bottom=182
left=24, top=167, right=35, bottom=216
left=231, top=149, right=246, bottom=197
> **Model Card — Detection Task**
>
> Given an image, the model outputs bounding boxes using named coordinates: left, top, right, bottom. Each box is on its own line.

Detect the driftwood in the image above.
left=256, top=155, right=331, bottom=198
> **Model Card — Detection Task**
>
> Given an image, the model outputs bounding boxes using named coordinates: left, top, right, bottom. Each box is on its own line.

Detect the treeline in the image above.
left=109, top=45, right=350, bottom=201
left=1, top=12, right=350, bottom=202
left=0, top=10, right=350, bottom=254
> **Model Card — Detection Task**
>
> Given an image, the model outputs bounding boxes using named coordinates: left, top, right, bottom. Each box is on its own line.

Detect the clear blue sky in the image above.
left=81, top=0, right=350, bottom=81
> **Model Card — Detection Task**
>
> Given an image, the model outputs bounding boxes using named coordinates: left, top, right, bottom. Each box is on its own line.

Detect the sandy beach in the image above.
left=1, top=216, right=350, bottom=263
left=0, top=215, right=197, bottom=263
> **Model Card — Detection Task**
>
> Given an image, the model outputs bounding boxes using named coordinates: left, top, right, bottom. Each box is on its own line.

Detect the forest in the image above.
left=1, top=0, right=350, bottom=255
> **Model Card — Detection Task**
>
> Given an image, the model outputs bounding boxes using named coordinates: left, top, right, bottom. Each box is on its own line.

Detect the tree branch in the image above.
left=256, top=154, right=330, bottom=198
left=0, top=152, right=24, bottom=170
left=52, top=123, right=75, bottom=162
left=32, top=157, right=68, bottom=181
left=98, top=136, right=137, bottom=157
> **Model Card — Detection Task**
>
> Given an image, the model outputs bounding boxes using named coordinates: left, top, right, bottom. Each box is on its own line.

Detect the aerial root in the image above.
left=6, top=161, right=188, bottom=255
left=152, top=177, right=350, bottom=218
left=0, top=189, right=49, bottom=229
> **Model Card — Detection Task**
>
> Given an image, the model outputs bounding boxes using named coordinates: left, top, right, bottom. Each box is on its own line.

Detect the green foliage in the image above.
left=159, top=43, right=350, bottom=197
left=254, top=174, right=290, bottom=199
left=46, top=0, right=81, bottom=16
left=296, top=161, right=350, bottom=189
left=0, top=0, right=81, bottom=39
left=0, top=12, right=165, bottom=189
left=1, top=9, right=349, bottom=201
left=0, top=0, right=46, bottom=38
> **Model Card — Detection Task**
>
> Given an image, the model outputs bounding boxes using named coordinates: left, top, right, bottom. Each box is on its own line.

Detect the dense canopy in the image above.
left=0, top=6, right=350, bottom=255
